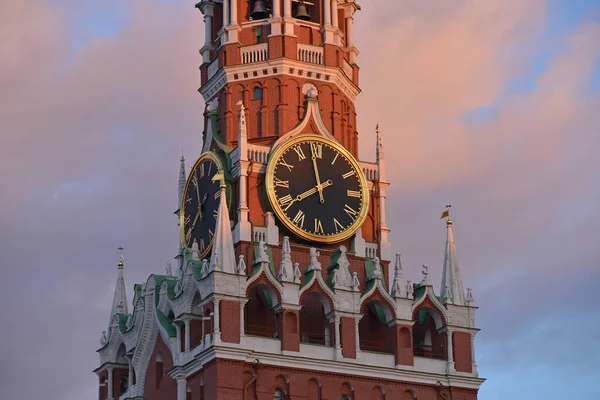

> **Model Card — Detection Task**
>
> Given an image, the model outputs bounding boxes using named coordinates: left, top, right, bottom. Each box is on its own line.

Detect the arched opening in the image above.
left=413, top=309, right=445, bottom=359
left=342, top=381, right=354, bottom=400
left=274, top=388, right=286, bottom=400
left=155, top=351, right=163, bottom=389
left=245, top=284, right=278, bottom=338
left=203, top=306, right=214, bottom=343
left=99, top=376, right=107, bottom=400
left=299, top=292, right=331, bottom=346
left=186, top=384, right=192, bottom=400
left=359, top=301, right=394, bottom=353
left=116, top=344, right=129, bottom=394
left=308, top=378, right=322, bottom=400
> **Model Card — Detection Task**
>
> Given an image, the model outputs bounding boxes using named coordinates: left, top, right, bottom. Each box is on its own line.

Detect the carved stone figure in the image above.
left=191, top=239, right=200, bottom=261
left=100, top=330, right=107, bottom=346
left=293, top=262, right=302, bottom=284
left=201, top=259, right=209, bottom=278
left=165, top=263, right=173, bottom=277
left=351, top=272, right=360, bottom=291
left=237, top=255, right=247, bottom=275
left=307, top=247, right=321, bottom=271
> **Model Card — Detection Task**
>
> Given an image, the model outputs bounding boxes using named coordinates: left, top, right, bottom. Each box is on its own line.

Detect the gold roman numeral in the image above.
left=185, top=196, right=192, bottom=204
left=342, top=170, right=356, bottom=179
left=213, top=209, right=218, bottom=219
left=278, top=194, right=293, bottom=209
left=279, top=157, right=294, bottom=172
left=310, top=142, right=323, bottom=159
left=331, top=152, right=339, bottom=165
left=214, top=190, right=221, bottom=200
left=275, top=177, right=289, bottom=188
left=344, top=204, right=359, bottom=219
left=347, top=190, right=361, bottom=198
left=314, top=219, right=324, bottom=234
left=191, top=174, right=199, bottom=188
left=199, top=163, right=205, bottom=178
left=292, top=210, right=305, bottom=228
left=333, top=218, right=344, bottom=232
left=293, top=145, right=306, bottom=161
left=184, top=214, right=191, bottom=225
left=207, top=161, right=212, bottom=176
left=209, top=229, right=214, bottom=240
left=199, top=238, right=206, bottom=252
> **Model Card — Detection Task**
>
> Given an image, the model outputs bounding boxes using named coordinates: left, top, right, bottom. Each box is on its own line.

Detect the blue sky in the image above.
left=1, top=1, right=599, bottom=399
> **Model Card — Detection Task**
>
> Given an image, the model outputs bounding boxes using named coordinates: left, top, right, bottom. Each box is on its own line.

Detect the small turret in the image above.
left=440, top=207, right=466, bottom=305
left=109, top=248, right=128, bottom=325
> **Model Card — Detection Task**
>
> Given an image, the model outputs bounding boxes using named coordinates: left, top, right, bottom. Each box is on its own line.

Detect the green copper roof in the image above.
left=252, top=243, right=276, bottom=277
left=117, top=314, right=129, bottom=333
left=156, top=309, right=176, bottom=337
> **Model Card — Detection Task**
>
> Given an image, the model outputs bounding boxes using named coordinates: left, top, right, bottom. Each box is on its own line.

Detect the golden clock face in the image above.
left=180, top=152, right=225, bottom=258
left=266, top=135, right=369, bottom=243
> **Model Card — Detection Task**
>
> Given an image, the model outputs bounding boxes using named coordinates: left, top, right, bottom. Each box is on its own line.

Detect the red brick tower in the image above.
left=95, top=2, right=484, bottom=399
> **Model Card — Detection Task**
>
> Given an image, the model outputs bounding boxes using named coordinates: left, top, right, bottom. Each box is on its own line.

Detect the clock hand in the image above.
left=311, top=147, right=325, bottom=204
left=283, top=180, right=333, bottom=211
left=185, top=209, right=202, bottom=243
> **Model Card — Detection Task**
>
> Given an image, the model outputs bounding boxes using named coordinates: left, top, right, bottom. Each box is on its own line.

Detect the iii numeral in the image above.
left=314, top=219, right=324, bottom=234
left=342, top=170, right=356, bottom=179
left=293, top=210, right=306, bottom=228
left=347, top=190, right=361, bottom=198
left=275, top=178, right=289, bottom=188
left=344, top=204, right=359, bottom=219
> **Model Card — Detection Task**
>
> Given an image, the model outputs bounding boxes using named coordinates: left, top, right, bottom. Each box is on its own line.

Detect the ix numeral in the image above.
left=275, top=178, right=289, bottom=188
left=293, top=210, right=306, bottom=228
left=314, top=219, right=324, bottom=234
left=344, top=204, right=359, bottom=219
left=279, top=157, right=294, bottom=172
left=278, top=194, right=293, bottom=210
left=293, top=145, right=306, bottom=161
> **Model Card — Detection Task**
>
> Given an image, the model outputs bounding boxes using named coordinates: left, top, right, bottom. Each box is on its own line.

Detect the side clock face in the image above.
left=180, top=153, right=224, bottom=258
left=266, top=135, right=369, bottom=243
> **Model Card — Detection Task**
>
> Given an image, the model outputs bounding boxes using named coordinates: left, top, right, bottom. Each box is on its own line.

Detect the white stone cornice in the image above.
left=199, top=58, right=360, bottom=103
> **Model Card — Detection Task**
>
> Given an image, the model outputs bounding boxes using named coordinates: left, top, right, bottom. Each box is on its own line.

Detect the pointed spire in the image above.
left=237, top=101, right=248, bottom=162
left=278, top=236, right=294, bottom=282
left=178, top=154, right=186, bottom=208
left=391, top=254, right=406, bottom=298
left=376, top=124, right=386, bottom=183
left=110, top=248, right=128, bottom=324
left=440, top=207, right=466, bottom=306
left=210, top=186, right=236, bottom=273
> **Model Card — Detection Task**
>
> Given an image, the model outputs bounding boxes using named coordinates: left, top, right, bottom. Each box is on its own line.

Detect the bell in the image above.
left=251, top=0, right=270, bottom=20
left=293, top=1, right=311, bottom=21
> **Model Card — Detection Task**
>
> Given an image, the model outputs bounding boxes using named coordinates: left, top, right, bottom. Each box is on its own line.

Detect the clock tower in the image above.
left=95, top=2, right=485, bottom=400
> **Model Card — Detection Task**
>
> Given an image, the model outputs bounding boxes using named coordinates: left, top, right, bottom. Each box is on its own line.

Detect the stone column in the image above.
left=345, top=15, right=353, bottom=47
left=331, top=0, right=338, bottom=29
left=205, top=15, right=213, bottom=47
left=213, top=299, right=221, bottom=342
left=177, top=378, right=187, bottom=400
left=239, top=302, right=245, bottom=336
left=446, top=330, right=455, bottom=373
left=471, top=332, right=478, bottom=374
left=273, top=0, right=281, bottom=17
left=283, top=0, right=292, bottom=17
left=107, top=367, right=114, bottom=399
left=230, top=0, right=238, bottom=25
left=128, top=360, right=133, bottom=391
left=354, top=317, right=360, bottom=352
left=323, top=0, right=331, bottom=25
left=223, top=0, right=229, bottom=26
left=175, top=324, right=182, bottom=354
left=184, top=320, right=191, bottom=352
left=334, top=316, right=341, bottom=351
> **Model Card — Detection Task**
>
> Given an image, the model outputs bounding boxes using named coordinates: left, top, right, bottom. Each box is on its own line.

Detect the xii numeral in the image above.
left=344, top=204, right=359, bottom=219
left=275, top=178, right=289, bottom=188
left=310, top=142, right=323, bottom=159
left=293, top=145, right=306, bottom=161
left=293, top=210, right=306, bottom=228
left=314, top=219, right=324, bottom=234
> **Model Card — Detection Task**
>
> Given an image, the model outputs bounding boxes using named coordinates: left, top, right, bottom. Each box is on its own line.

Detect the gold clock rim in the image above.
left=265, top=134, right=370, bottom=244
left=180, top=151, right=225, bottom=258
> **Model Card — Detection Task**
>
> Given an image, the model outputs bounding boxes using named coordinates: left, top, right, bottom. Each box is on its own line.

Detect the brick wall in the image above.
left=143, top=335, right=177, bottom=400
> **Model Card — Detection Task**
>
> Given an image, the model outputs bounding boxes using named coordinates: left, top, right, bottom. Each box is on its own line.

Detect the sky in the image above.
left=1, top=0, right=599, bottom=399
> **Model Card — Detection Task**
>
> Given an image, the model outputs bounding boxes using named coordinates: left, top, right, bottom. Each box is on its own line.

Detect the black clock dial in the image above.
left=266, top=136, right=369, bottom=243
left=180, top=154, right=223, bottom=258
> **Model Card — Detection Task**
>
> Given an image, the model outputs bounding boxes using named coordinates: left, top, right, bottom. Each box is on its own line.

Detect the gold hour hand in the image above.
left=311, top=147, right=324, bottom=203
